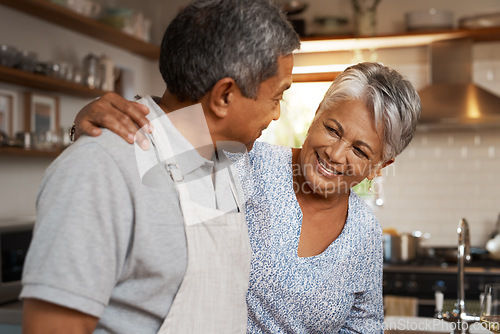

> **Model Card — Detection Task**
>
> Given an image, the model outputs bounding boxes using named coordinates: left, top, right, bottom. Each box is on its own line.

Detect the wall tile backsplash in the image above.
left=375, top=129, right=500, bottom=247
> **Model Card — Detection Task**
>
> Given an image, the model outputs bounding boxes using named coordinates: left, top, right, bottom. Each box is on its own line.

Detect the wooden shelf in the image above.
left=292, top=72, right=340, bottom=83
left=0, top=146, right=64, bottom=158
left=0, top=0, right=160, bottom=60
left=4, top=1, right=499, bottom=58
left=0, top=65, right=108, bottom=98
left=294, top=27, right=500, bottom=81
left=298, top=27, right=500, bottom=53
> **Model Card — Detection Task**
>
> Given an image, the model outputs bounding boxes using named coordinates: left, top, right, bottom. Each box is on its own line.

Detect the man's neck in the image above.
left=157, top=91, right=215, bottom=160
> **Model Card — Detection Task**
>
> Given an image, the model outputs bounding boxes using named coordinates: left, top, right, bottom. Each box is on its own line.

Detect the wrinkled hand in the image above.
left=74, top=92, right=151, bottom=149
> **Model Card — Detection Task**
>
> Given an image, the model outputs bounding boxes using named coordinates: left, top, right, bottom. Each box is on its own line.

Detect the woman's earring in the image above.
left=368, top=179, right=373, bottom=195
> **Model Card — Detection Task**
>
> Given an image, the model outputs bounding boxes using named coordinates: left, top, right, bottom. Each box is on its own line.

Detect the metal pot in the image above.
left=383, top=232, right=422, bottom=264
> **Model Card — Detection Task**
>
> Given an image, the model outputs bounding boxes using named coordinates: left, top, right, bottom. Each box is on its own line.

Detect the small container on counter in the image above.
left=82, top=52, right=100, bottom=89
left=98, top=54, right=115, bottom=91
left=0, top=44, right=20, bottom=68
left=18, top=50, right=38, bottom=72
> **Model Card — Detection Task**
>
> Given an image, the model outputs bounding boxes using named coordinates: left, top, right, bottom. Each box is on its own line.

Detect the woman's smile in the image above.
left=316, top=152, right=343, bottom=177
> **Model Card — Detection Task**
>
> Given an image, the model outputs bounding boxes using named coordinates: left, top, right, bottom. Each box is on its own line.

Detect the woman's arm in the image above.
left=338, top=285, right=384, bottom=334
left=74, top=92, right=150, bottom=145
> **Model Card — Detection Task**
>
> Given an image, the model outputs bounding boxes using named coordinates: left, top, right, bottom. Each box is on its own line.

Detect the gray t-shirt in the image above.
left=21, top=128, right=189, bottom=333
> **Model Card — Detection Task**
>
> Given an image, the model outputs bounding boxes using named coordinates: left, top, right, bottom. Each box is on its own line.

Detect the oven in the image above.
left=383, top=257, right=500, bottom=317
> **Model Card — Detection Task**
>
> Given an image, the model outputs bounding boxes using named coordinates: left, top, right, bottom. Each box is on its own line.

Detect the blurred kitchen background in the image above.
left=1, top=0, right=500, bottom=250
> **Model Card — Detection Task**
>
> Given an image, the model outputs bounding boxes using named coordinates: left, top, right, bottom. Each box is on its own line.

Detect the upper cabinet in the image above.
left=0, top=0, right=160, bottom=60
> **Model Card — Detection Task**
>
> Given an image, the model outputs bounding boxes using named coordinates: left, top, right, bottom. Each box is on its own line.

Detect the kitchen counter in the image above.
left=384, top=264, right=500, bottom=275
left=0, top=301, right=22, bottom=324
left=385, top=331, right=448, bottom=334
left=1, top=304, right=495, bottom=333
left=384, top=316, right=490, bottom=333
left=0, top=301, right=22, bottom=334
left=0, top=305, right=495, bottom=333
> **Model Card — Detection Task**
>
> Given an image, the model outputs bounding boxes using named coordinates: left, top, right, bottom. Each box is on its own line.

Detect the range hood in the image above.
left=418, top=38, right=500, bottom=129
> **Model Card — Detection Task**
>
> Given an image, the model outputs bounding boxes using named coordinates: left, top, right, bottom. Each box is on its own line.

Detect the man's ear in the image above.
left=367, top=159, right=395, bottom=180
left=208, top=77, right=238, bottom=118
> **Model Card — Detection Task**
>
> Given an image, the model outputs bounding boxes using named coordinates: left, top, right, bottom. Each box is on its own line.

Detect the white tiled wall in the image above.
left=374, top=44, right=500, bottom=248
left=375, top=129, right=500, bottom=247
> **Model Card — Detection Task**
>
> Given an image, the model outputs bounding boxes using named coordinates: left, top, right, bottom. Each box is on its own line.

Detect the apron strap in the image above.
left=227, top=167, right=242, bottom=212
left=149, top=116, right=241, bottom=212
left=166, top=163, right=184, bottom=182
left=149, top=117, right=184, bottom=182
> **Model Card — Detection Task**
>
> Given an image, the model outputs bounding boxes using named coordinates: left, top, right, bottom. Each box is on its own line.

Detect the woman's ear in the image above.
left=367, top=159, right=395, bottom=180
left=208, top=77, right=238, bottom=118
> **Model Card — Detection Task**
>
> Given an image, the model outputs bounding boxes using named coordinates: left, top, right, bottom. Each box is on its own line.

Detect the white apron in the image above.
left=150, top=121, right=251, bottom=334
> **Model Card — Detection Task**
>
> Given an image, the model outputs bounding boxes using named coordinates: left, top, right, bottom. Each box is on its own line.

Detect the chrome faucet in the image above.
left=435, top=218, right=480, bottom=334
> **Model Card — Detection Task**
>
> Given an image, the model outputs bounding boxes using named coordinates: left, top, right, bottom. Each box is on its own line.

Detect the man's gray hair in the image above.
left=159, top=0, right=300, bottom=102
left=316, top=62, right=421, bottom=161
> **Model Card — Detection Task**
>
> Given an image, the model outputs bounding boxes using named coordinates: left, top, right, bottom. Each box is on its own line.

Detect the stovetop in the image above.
left=382, top=250, right=500, bottom=316
left=383, top=256, right=500, bottom=301
left=384, top=259, right=500, bottom=275
left=383, top=251, right=500, bottom=275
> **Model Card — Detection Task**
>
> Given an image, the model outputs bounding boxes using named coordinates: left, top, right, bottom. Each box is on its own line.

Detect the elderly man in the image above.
left=20, top=0, right=300, bottom=333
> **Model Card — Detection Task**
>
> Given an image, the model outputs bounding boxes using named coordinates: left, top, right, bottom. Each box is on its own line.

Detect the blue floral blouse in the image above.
left=234, top=141, right=384, bottom=333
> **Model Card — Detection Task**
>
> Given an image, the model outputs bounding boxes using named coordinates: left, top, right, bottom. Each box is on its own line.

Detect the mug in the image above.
left=0, top=45, right=20, bottom=67
left=19, top=51, right=38, bottom=72
left=486, top=234, right=500, bottom=260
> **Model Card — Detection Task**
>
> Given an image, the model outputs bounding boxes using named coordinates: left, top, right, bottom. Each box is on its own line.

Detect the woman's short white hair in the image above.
left=315, top=62, right=421, bottom=161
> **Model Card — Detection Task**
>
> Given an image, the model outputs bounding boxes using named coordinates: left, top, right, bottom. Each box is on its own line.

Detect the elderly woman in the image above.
left=73, top=62, right=420, bottom=333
